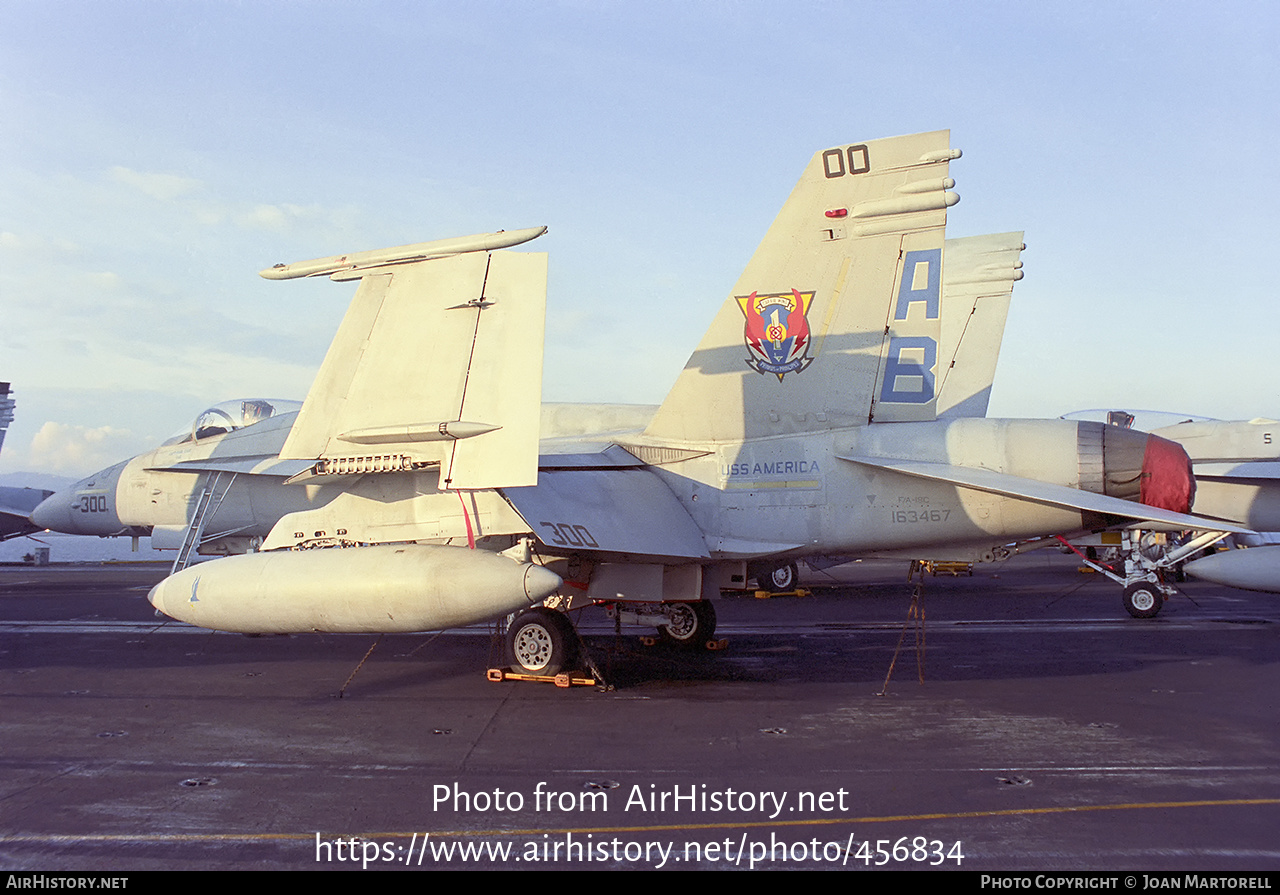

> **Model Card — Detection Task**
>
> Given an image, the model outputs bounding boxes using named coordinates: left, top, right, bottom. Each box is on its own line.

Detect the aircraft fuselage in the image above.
left=32, top=414, right=1190, bottom=575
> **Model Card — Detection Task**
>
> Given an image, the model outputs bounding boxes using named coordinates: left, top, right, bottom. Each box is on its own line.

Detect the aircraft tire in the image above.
left=506, top=608, right=577, bottom=675
left=765, top=562, right=799, bottom=593
left=1122, top=583, right=1163, bottom=619
left=658, top=600, right=717, bottom=648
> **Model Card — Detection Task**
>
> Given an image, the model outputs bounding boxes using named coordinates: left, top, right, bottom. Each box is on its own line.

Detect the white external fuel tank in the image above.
left=1184, top=547, right=1280, bottom=594
left=148, top=544, right=562, bottom=634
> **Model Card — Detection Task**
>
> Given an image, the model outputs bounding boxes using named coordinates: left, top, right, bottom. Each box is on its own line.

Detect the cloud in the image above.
left=240, top=203, right=289, bottom=230
left=109, top=166, right=202, bottom=201
left=21, top=422, right=151, bottom=477
left=0, top=230, right=82, bottom=259
left=236, top=202, right=343, bottom=232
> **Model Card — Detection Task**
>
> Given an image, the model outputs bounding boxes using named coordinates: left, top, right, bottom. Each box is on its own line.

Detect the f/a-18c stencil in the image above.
left=32, top=130, right=1244, bottom=674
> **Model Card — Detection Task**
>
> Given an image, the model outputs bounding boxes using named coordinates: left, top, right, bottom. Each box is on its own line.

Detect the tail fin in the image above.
left=644, top=131, right=959, bottom=444
left=935, top=232, right=1025, bottom=419
left=274, top=228, right=548, bottom=490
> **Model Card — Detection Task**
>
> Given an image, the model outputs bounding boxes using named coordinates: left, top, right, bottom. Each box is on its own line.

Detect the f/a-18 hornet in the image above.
left=33, top=130, right=1240, bottom=673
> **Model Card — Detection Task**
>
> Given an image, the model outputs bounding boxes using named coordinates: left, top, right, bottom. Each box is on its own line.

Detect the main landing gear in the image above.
left=747, top=560, right=801, bottom=595
left=764, top=562, right=799, bottom=593
left=1121, top=582, right=1164, bottom=620
left=655, top=600, right=717, bottom=647
left=505, top=607, right=578, bottom=675
left=501, top=600, right=721, bottom=679
left=1059, top=529, right=1229, bottom=619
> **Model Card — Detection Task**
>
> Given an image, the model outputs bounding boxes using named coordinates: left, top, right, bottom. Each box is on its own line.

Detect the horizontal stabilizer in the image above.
left=503, top=469, right=710, bottom=560
left=537, top=445, right=649, bottom=470
left=0, top=486, right=52, bottom=518
left=0, top=486, right=52, bottom=540
left=839, top=454, right=1253, bottom=534
left=260, top=227, right=547, bottom=280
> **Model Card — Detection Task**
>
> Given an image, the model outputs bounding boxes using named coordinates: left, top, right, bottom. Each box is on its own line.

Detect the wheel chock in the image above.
left=921, top=561, right=973, bottom=577
left=753, top=588, right=811, bottom=599
left=486, top=668, right=597, bottom=687
left=635, top=635, right=725, bottom=651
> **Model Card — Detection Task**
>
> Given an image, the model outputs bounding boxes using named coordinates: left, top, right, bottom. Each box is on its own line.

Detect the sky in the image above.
left=1, top=0, right=1277, bottom=478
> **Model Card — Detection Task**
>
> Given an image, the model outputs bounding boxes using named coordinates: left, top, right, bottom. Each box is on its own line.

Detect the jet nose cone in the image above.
left=30, top=490, right=74, bottom=532
left=30, top=462, right=128, bottom=535
left=522, top=563, right=563, bottom=602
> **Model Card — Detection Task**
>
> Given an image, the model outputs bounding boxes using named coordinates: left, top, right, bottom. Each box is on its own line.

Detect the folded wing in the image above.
left=274, top=229, right=548, bottom=490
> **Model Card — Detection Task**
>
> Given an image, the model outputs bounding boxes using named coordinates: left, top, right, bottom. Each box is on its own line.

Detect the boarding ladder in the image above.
left=172, top=471, right=237, bottom=574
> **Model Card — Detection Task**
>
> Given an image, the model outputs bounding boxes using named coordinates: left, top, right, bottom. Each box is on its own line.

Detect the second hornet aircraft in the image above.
left=32, top=130, right=1241, bottom=674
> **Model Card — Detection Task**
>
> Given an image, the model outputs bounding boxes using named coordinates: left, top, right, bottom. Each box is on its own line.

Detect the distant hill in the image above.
left=0, top=472, right=75, bottom=492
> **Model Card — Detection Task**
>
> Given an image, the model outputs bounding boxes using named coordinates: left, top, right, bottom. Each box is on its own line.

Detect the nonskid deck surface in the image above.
left=1, top=552, right=1277, bottom=871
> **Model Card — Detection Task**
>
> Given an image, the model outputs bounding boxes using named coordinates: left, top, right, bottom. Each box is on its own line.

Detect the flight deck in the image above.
left=1, top=551, right=1277, bottom=871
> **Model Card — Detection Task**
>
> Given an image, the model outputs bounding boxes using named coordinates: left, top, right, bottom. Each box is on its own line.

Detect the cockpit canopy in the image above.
left=168, top=399, right=303, bottom=445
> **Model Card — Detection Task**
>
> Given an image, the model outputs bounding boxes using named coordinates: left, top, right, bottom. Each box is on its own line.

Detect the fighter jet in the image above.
left=1052, top=412, right=1275, bottom=612
left=1142, top=417, right=1280, bottom=594
left=1152, top=417, right=1280, bottom=532
left=0, top=383, right=54, bottom=541
left=32, top=130, right=1243, bottom=674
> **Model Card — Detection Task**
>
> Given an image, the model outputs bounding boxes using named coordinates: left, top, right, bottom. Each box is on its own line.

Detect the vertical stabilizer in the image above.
left=935, top=232, right=1025, bottom=419
left=644, top=131, right=959, bottom=444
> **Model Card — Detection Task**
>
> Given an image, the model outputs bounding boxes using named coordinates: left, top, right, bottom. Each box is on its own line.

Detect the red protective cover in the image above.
left=1140, top=435, right=1195, bottom=514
